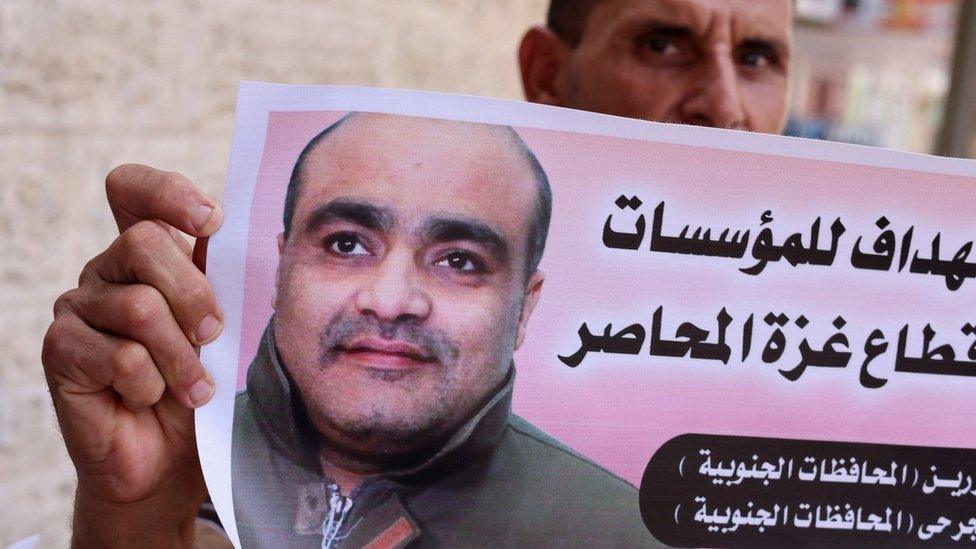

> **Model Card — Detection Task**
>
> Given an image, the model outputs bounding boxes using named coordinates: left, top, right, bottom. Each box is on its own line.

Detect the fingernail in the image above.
left=189, top=379, right=214, bottom=407
left=192, top=205, right=214, bottom=231
left=195, top=315, right=220, bottom=343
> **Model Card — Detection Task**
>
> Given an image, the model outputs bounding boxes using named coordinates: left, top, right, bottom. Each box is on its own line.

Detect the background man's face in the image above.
left=527, top=0, right=792, bottom=133
left=273, top=115, right=542, bottom=466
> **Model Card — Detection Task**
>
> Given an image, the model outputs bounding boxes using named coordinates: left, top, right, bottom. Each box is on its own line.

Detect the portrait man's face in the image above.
left=272, top=114, right=545, bottom=469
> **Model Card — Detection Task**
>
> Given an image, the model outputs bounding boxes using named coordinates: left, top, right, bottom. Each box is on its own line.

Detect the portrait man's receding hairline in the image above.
left=281, top=112, right=553, bottom=277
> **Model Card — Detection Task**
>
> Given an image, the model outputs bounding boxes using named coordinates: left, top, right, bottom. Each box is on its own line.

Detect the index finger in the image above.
left=105, top=164, right=224, bottom=238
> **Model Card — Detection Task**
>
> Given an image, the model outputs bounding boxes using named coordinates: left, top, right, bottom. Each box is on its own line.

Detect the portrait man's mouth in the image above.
left=318, top=313, right=460, bottom=375
left=334, top=336, right=439, bottom=372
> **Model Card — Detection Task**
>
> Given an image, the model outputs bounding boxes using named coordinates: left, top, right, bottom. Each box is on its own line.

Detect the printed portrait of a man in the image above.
left=231, top=112, right=656, bottom=548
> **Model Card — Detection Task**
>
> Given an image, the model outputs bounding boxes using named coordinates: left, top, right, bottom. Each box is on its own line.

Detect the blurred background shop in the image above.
left=787, top=0, right=975, bottom=157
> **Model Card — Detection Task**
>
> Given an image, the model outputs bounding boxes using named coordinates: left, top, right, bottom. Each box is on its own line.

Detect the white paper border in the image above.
left=198, top=82, right=976, bottom=548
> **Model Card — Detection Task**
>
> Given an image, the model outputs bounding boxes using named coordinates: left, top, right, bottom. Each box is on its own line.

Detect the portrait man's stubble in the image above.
left=232, top=112, right=656, bottom=548
left=273, top=113, right=547, bottom=468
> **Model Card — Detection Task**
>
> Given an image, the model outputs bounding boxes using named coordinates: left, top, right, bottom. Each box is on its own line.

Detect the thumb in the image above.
left=193, top=237, right=210, bottom=273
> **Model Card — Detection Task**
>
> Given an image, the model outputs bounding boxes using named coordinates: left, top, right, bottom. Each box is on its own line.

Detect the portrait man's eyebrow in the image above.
left=420, top=217, right=509, bottom=261
left=231, top=111, right=656, bottom=548
left=302, top=199, right=395, bottom=235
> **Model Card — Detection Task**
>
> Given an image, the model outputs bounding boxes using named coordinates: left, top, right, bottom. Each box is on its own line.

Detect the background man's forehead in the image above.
left=593, top=0, right=792, bottom=27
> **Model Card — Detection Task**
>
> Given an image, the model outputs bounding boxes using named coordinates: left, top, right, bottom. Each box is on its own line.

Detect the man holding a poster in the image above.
left=233, top=112, right=653, bottom=546
left=39, top=0, right=795, bottom=546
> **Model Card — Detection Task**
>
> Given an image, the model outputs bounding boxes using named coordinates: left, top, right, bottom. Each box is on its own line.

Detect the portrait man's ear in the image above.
left=518, top=26, right=571, bottom=107
left=515, top=271, right=545, bottom=350
left=272, top=231, right=286, bottom=309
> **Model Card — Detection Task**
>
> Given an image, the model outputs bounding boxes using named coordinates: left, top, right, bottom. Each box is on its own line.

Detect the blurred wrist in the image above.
left=72, top=482, right=205, bottom=549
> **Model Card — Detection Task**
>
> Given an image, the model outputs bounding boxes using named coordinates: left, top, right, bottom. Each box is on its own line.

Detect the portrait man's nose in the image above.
left=353, top=247, right=434, bottom=323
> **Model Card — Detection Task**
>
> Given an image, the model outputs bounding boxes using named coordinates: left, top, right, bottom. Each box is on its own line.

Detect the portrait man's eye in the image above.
left=434, top=250, right=484, bottom=273
left=324, top=232, right=371, bottom=256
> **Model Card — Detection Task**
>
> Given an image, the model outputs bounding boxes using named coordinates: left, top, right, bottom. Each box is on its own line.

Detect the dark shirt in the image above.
left=232, top=322, right=661, bottom=548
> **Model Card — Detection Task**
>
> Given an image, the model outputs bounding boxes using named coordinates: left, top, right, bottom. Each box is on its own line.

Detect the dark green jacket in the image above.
left=232, top=323, right=661, bottom=548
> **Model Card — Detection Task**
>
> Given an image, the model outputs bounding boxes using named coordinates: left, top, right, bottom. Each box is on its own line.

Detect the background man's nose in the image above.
left=353, top=252, right=432, bottom=322
left=679, top=56, right=747, bottom=130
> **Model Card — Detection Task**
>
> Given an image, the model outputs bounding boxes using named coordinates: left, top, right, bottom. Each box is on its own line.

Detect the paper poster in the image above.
left=199, top=82, right=976, bottom=547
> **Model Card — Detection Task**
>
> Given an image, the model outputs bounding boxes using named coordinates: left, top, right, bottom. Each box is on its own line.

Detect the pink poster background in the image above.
left=238, top=110, right=976, bottom=487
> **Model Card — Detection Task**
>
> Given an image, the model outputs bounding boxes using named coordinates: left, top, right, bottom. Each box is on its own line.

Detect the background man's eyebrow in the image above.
left=635, top=21, right=694, bottom=38
left=421, top=218, right=509, bottom=259
left=303, top=200, right=395, bottom=233
left=739, top=37, right=788, bottom=55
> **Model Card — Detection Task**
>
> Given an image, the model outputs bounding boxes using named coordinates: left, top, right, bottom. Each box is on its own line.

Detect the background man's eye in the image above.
left=741, top=50, right=772, bottom=68
left=327, top=234, right=369, bottom=256
left=646, top=37, right=677, bottom=55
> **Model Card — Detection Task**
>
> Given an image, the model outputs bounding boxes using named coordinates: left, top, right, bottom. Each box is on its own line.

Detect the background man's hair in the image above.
left=549, top=0, right=797, bottom=46
left=282, top=114, right=552, bottom=277
left=547, top=0, right=600, bottom=47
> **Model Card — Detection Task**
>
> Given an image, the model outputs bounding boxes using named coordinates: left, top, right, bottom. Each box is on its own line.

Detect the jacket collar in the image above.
left=247, top=318, right=515, bottom=479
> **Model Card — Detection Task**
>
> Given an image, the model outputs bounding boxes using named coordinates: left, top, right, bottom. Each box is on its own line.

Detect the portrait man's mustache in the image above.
left=318, top=313, right=461, bottom=375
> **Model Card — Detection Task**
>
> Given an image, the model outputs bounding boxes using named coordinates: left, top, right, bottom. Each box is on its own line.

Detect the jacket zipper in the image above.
left=321, top=482, right=354, bottom=549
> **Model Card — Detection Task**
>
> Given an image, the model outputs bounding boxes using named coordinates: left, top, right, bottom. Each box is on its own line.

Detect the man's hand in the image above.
left=41, top=164, right=224, bottom=548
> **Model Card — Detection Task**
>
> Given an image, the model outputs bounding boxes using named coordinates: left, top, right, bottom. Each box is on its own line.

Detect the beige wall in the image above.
left=0, top=1, right=547, bottom=545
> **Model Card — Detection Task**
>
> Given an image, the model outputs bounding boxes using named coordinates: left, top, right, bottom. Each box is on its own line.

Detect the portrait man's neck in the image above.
left=319, top=455, right=369, bottom=495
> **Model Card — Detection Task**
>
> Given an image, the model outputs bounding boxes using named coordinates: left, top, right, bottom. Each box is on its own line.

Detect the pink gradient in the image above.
left=238, top=111, right=346, bottom=382
left=239, top=111, right=976, bottom=487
